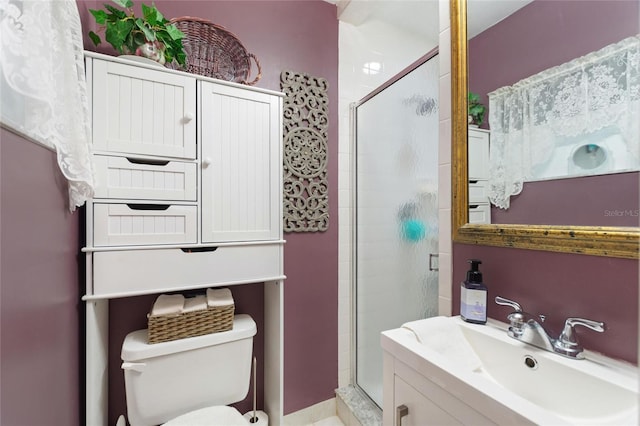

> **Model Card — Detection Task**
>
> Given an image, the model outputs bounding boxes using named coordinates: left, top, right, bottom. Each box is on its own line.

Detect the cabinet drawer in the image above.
left=93, top=155, right=197, bottom=201
left=469, top=203, right=491, bottom=224
left=468, top=181, right=489, bottom=203
left=93, top=203, right=197, bottom=247
left=91, top=243, right=283, bottom=297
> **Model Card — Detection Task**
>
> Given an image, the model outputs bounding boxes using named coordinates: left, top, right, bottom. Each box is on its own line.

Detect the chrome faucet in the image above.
left=495, top=296, right=605, bottom=359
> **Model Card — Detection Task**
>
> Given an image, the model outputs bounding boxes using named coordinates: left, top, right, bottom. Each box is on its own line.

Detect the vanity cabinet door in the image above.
left=91, top=59, right=197, bottom=159
left=200, top=81, right=281, bottom=243
left=394, top=376, right=462, bottom=426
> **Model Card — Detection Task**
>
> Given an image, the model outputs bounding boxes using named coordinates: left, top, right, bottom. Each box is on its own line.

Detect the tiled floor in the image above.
left=308, top=416, right=345, bottom=426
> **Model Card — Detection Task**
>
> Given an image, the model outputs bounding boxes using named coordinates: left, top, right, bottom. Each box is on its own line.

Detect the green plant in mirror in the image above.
left=468, top=92, right=486, bottom=126
left=88, top=0, right=186, bottom=66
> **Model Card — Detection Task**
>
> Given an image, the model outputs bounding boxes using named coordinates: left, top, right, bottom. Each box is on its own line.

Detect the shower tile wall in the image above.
left=438, top=0, right=453, bottom=316
left=337, top=10, right=447, bottom=390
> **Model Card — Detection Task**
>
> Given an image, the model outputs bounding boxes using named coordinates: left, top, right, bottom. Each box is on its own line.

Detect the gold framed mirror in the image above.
left=450, top=0, right=639, bottom=259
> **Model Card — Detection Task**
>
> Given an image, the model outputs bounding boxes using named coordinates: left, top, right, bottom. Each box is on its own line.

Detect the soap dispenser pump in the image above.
left=460, top=259, right=487, bottom=324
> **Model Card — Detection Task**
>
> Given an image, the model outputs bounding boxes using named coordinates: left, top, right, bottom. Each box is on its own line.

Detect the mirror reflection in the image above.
left=467, top=0, right=639, bottom=227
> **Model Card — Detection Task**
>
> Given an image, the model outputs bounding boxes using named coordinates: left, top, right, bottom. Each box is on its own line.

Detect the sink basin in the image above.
left=381, top=316, right=638, bottom=425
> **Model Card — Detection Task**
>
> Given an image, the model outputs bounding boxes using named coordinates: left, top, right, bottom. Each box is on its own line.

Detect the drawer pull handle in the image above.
left=126, top=158, right=170, bottom=166
left=469, top=179, right=479, bottom=184
left=469, top=205, right=479, bottom=209
left=126, top=204, right=170, bottom=211
left=396, top=404, right=409, bottom=426
left=181, top=247, right=218, bottom=253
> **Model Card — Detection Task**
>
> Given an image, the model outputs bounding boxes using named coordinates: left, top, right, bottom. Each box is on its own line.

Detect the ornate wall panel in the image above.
left=280, top=70, right=329, bottom=232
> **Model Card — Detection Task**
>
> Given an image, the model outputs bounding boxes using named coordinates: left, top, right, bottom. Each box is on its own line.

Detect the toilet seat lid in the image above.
left=163, top=405, right=247, bottom=426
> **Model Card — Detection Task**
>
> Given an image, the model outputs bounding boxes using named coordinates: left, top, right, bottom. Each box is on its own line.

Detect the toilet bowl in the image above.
left=121, top=314, right=257, bottom=426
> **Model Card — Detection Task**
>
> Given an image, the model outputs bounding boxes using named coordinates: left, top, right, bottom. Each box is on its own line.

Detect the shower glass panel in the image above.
left=354, top=53, right=440, bottom=407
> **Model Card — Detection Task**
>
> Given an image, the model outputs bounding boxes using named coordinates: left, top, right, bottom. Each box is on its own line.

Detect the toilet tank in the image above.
left=121, top=314, right=256, bottom=426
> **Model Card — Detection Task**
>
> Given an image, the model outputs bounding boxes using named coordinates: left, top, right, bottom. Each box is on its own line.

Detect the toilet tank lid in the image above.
left=121, top=314, right=256, bottom=361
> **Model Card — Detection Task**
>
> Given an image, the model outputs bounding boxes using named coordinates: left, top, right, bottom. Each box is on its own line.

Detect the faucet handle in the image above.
left=495, top=296, right=522, bottom=312
left=554, top=317, right=605, bottom=359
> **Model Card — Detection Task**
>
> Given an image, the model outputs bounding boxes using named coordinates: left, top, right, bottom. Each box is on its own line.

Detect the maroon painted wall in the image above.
left=491, top=172, right=640, bottom=227
left=453, top=245, right=638, bottom=364
left=78, top=0, right=339, bottom=421
left=1, top=128, right=81, bottom=425
left=468, top=0, right=640, bottom=225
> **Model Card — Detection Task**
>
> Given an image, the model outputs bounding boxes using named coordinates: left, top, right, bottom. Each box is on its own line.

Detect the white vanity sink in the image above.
left=381, top=316, right=638, bottom=425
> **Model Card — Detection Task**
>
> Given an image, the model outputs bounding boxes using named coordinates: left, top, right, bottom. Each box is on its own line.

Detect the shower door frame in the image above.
left=350, top=48, right=440, bottom=408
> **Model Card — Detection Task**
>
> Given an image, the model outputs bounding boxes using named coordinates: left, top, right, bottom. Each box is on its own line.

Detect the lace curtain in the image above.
left=488, top=35, right=640, bottom=209
left=1, top=0, right=94, bottom=211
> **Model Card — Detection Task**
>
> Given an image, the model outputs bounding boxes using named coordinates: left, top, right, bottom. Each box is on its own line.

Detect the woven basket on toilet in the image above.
left=147, top=288, right=235, bottom=344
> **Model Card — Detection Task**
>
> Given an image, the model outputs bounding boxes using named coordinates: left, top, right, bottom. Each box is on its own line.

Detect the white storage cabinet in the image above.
left=83, top=52, right=285, bottom=426
left=468, top=127, right=491, bottom=224
left=85, top=55, right=285, bottom=296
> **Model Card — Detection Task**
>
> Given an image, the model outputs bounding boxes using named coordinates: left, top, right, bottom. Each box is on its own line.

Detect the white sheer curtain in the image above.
left=1, top=0, right=94, bottom=211
left=488, top=35, right=640, bottom=209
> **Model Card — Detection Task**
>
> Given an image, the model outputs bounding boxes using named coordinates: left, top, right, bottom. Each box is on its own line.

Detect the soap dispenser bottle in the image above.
left=460, top=259, right=487, bottom=324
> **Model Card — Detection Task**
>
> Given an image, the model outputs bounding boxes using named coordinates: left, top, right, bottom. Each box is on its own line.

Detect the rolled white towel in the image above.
left=151, top=294, right=185, bottom=316
left=183, top=295, right=208, bottom=313
left=402, top=316, right=482, bottom=372
left=206, top=288, right=234, bottom=307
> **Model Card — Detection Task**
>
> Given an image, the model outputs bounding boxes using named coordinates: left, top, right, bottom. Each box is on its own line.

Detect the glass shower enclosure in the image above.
left=352, top=52, right=440, bottom=407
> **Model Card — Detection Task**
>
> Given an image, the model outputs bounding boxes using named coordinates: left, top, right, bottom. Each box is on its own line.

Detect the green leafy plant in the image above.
left=468, top=92, right=487, bottom=126
left=88, top=0, right=186, bottom=66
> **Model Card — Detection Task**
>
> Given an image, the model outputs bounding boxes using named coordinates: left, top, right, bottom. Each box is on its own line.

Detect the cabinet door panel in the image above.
left=394, top=376, right=461, bottom=426
left=92, top=59, right=196, bottom=159
left=468, top=129, right=490, bottom=180
left=200, top=81, right=281, bottom=242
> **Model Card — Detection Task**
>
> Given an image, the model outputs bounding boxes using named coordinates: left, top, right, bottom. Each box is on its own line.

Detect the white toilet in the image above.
left=121, top=314, right=257, bottom=426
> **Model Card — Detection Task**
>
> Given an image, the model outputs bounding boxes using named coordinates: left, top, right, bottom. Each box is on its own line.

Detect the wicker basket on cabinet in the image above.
left=170, top=16, right=262, bottom=85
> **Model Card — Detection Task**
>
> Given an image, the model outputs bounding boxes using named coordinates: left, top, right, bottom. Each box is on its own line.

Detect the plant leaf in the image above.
left=155, top=30, right=168, bottom=44
left=135, top=18, right=156, bottom=41
left=132, top=31, right=147, bottom=46
left=141, top=3, right=161, bottom=26
left=112, top=0, right=133, bottom=9
left=88, top=31, right=102, bottom=46
left=153, top=5, right=165, bottom=23
left=105, top=19, right=135, bottom=53
left=104, top=4, right=127, bottom=20
left=175, top=51, right=186, bottom=66
left=89, top=9, right=108, bottom=25
left=165, top=24, right=184, bottom=40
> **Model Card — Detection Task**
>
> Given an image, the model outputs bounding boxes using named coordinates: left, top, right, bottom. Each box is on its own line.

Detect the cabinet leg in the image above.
left=86, top=299, right=109, bottom=426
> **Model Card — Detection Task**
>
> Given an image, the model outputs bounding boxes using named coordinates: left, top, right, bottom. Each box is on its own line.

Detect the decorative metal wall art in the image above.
left=280, top=70, right=329, bottom=232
